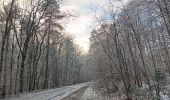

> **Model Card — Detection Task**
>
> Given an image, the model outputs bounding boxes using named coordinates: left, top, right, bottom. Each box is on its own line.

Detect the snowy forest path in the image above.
left=60, top=86, right=89, bottom=100
left=4, top=83, right=89, bottom=100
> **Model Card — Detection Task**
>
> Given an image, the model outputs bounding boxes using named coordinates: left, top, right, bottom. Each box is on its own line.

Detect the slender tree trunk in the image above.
left=9, top=35, right=15, bottom=95
left=2, top=34, right=10, bottom=97
left=19, top=37, right=30, bottom=93
left=0, top=3, right=15, bottom=91
left=43, top=18, right=51, bottom=89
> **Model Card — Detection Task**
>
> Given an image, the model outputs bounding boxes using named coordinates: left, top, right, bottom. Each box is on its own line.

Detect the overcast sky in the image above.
left=61, top=0, right=129, bottom=52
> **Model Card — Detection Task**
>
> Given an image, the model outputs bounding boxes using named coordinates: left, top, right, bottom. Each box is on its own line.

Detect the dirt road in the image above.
left=61, top=86, right=89, bottom=100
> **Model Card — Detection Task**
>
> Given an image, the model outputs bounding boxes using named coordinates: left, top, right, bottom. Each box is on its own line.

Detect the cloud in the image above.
left=61, top=0, right=129, bottom=52
left=61, top=0, right=101, bottom=52
left=64, top=14, right=93, bottom=52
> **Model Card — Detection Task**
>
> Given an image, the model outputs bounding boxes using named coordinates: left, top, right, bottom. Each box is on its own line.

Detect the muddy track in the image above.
left=61, top=86, right=89, bottom=100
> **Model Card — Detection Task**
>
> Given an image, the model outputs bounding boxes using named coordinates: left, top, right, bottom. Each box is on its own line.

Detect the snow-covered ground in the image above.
left=81, top=86, right=120, bottom=100
left=4, top=80, right=170, bottom=100
left=4, top=83, right=88, bottom=100
left=81, top=86, right=99, bottom=100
